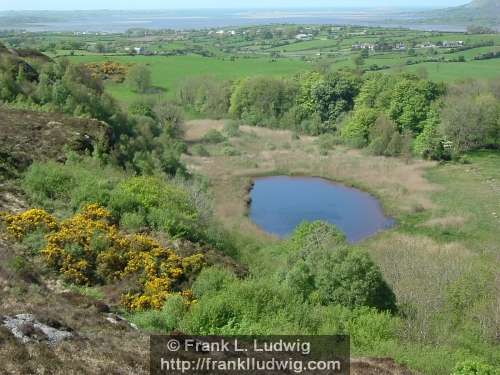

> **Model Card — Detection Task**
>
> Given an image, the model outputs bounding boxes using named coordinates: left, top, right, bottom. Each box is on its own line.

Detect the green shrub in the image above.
left=414, top=109, right=449, bottom=160
left=23, top=161, right=75, bottom=207
left=21, top=229, right=48, bottom=255
left=296, top=112, right=325, bottom=136
left=385, top=132, right=403, bottom=156
left=345, top=307, right=400, bottom=351
left=221, top=145, right=241, bottom=156
left=177, top=76, right=232, bottom=118
left=367, top=115, right=398, bottom=156
left=315, top=133, right=341, bottom=153
left=128, top=100, right=155, bottom=118
left=22, top=159, right=123, bottom=212
left=223, top=120, right=241, bottom=137
left=120, top=212, right=146, bottom=232
left=366, top=137, right=387, bottom=156
left=181, top=278, right=303, bottom=335
left=202, top=129, right=226, bottom=144
left=229, top=76, right=297, bottom=125
left=180, top=293, right=240, bottom=334
left=68, top=285, right=105, bottom=300
left=285, top=260, right=315, bottom=301
left=69, top=177, right=114, bottom=210
left=290, top=221, right=346, bottom=251
left=313, top=246, right=397, bottom=311
left=8, top=255, right=29, bottom=273
left=191, top=144, right=210, bottom=157
left=131, top=294, right=187, bottom=332
left=452, top=360, right=499, bottom=375
left=109, top=176, right=198, bottom=239
left=311, top=71, right=361, bottom=123
left=192, top=266, right=237, bottom=299
left=127, top=64, right=152, bottom=93
left=286, top=223, right=396, bottom=312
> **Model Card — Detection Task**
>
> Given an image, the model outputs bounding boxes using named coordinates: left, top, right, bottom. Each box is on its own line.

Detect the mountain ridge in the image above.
left=419, top=0, right=500, bottom=27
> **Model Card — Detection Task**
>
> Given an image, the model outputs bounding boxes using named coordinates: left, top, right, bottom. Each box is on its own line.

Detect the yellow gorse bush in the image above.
left=1, top=204, right=204, bottom=310
left=2, top=208, right=58, bottom=240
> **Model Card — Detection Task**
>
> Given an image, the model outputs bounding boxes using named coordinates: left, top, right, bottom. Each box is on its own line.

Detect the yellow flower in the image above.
left=4, top=203, right=204, bottom=310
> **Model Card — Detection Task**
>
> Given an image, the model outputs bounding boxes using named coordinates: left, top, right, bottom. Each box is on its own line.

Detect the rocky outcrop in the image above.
left=0, top=107, right=112, bottom=179
left=1, top=314, right=73, bottom=345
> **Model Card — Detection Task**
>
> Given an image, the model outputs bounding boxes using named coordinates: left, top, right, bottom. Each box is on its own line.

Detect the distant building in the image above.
left=133, top=47, right=143, bottom=54
left=352, top=43, right=375, bottom=51
left=442, top=40, right=464, bottom=48
left=295, top=33, right=313, bottom=41
left=418, top=42, right=437, bottom=48
left=394, top=42, right=406, bottom=50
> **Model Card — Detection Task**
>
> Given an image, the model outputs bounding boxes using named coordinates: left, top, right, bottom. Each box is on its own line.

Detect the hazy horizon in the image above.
left=0, top=0, right=470, bottom=11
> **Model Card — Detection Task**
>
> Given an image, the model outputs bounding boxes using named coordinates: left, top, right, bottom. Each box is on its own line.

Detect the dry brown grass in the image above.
left=366, top=232, right=474, bottom=341
left=183, top=119, right=226, bottom=141
left=419, top=215, right=468, bottom=229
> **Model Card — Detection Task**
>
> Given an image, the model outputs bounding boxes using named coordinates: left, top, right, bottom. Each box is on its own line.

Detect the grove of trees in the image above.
left=176, top=69, right=500, bottom=160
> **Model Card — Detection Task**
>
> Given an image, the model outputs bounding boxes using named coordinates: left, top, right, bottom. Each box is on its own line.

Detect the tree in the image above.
left=341, top=107, right=378, bottom=148
left=440, top=92, right=499, bottom=154
left=354, top=73, right=396, bottom=110
left=127, top=64, right=152, bottom=93
left=294, top=71, right=324, bottom=121
left=352, top=53, right=365, bottom=70
left=177, top=76, right=232, bottom=118
left=286, top=222, right=396, bottom=312
left=95, top=43, right=106, bottom=53
left=388, top=76, right=443, bottom=133
left=414, top=108, right=448, bottom=159
left=313, top=246, right=397, bottom=311
left=229, top=76, right=297, bottom=125
left=311, top=71, right=361, bottom=123
left=367, top=115, right=399, bottom=156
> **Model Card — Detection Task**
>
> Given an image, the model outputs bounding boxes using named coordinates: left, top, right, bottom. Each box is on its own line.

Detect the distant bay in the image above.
left=0, top=8, right=467, bottom=32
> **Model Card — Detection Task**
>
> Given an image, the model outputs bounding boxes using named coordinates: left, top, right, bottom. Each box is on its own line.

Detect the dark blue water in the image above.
left=249, top=176, right=395, bottom=243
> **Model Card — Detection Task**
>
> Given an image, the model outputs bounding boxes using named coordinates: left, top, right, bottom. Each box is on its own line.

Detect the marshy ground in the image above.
left=183, top=119, right=500, bottom=372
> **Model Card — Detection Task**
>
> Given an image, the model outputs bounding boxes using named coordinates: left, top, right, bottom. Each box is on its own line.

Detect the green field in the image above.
left=66, top=53, right=500, bottom=106
left=268, top=38, right=339, bottom=52
left=400, top=59, right=500, bottom=81
left=47, top=25, right=500, bottom=107
left=67, top=54, right=310, bottom=104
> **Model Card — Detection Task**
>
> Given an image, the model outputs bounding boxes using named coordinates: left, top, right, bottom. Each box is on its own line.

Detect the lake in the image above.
left=249, top=176, right=395, bottom=243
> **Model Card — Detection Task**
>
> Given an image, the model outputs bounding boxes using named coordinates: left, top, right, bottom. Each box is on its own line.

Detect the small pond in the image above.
left=248, top=176, right=395, bottom=243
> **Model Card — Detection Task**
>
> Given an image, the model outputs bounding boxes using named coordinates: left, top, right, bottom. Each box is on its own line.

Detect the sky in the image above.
left=0, top=0, right=469, bottom=11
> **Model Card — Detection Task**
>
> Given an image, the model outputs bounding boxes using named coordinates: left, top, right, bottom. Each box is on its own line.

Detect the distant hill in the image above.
left=418, top=0, right=500, bottom=28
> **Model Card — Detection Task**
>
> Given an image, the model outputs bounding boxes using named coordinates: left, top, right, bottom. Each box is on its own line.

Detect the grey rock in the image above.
left=1, top=314, right=73, bottom=345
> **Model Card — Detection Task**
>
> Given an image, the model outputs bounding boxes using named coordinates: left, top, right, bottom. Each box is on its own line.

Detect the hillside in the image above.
left=418, top=0, right=500, bottom=27
left=0, top=108, right=420, bottom=374
left=0, top=23, right=498, bottom=374
left=0, top=108, right=112, bottom=181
